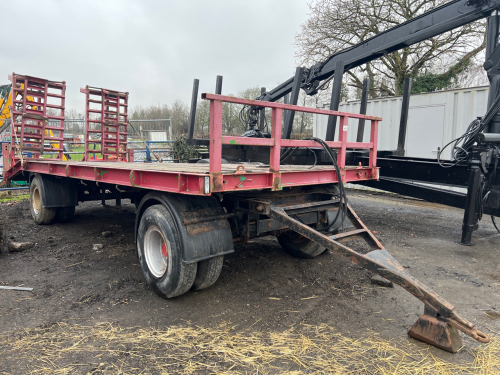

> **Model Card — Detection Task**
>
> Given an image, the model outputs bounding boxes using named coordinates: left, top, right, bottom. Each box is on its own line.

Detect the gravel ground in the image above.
left=0, top=190, right=499, bottom=373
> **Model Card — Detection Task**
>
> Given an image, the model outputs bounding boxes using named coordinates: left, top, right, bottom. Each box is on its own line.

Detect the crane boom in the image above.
left=259, top=0, right=500, bottom=102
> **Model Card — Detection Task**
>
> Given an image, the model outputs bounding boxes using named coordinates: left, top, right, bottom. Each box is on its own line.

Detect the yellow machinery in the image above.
left=0, top=84, right=12, bottom=134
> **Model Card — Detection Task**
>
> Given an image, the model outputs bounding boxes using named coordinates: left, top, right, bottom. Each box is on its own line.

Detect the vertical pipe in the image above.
left=325, top=60, right=345, bottom=141
left=369, top=120, right=379, bottom=169
left=356, top=78, right=370, bottom=142
left=283, top=67, right=304, bottom=139
left=337, top=116, right=348, bottom=169
left=397, top=77, right=412, bottom=154
left=209, top=100, right=223, bottom=190
left=259, top=87, right=266, bottom=131
left=269, top=108, right=283, bottom=173
left=215, top=75, right=223, bottom=95
left=187, top=79, right=199, bottom=140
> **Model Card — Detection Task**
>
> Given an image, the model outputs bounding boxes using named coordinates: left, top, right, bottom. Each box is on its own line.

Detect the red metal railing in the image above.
left=202, top=93, right=381, bottom=191
left=2, top=93, right=381, bottom=195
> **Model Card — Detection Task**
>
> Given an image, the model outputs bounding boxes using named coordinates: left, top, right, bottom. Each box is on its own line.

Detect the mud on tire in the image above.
left=191, top=256, right=224, bottom=291
left=137, top=205, right=197, bottom=298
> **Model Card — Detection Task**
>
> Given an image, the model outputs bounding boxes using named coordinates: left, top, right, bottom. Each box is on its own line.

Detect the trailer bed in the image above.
left=2, top=92, right=381, bottom=194
left=5, top=159, right=378, bottom=195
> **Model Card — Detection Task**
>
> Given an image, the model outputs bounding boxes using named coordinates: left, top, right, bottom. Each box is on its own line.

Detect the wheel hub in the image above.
left=144, top=226, right=169, bottom=278
left=32, top=187, right=41, bottom=215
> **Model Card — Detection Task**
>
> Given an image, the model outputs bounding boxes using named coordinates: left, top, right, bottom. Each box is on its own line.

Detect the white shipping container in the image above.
left=313, top=86, right=489, bottom=160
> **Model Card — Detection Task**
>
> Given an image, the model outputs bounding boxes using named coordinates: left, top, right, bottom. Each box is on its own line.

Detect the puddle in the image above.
left=488, top=273, right=500, bottom=282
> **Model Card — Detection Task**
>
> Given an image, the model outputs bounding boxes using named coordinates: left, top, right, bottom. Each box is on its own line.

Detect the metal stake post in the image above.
left=215, top=75, right=223, bottom=95
left=187, top=79, right=199, bottom=140
left=283, top=67, right=304, bottom=139
left=397, top=77, right=412, bottom=154
left=325, top=61, right=345, bottom=141
left=259, top=87, right=266, bottom=131
left=356, top=78, right=370, bottom=142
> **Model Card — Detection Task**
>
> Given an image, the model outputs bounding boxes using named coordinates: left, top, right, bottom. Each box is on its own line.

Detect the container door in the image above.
left=405, top=104, right=445, bottom=159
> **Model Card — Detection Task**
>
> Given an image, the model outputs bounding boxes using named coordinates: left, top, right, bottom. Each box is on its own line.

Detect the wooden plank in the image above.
left=28, top=159, right=360, bottom=175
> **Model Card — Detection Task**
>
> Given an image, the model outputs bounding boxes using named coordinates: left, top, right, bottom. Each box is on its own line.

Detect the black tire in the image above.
left=191, top=256, right=224, bottom=291
left=137, top=205, right=197, bottom=298
left=132, top=199, right=140, bottom=210
left=29, top=176, right=59, bottom=225
left=56, top=206, right=75, bottom=222
left=277, top=231, right=326, bottom=259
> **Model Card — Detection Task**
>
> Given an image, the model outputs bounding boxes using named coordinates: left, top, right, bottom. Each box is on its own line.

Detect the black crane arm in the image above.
left=259, top=0, right=500, bottom=102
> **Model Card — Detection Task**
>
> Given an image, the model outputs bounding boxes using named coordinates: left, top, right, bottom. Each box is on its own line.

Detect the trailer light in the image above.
left=204, top=177, right=210, bottom=194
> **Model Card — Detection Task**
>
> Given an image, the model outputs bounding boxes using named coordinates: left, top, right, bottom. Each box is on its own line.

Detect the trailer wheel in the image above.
left=57, top=206, right=75, bottom=222
left=277, top=231, right=326, bottom=259
left=137, top=205, right=197, bottom=298
left=30, top=176, right=58, bottom=225
left=191, top=256, right=224, bottom=291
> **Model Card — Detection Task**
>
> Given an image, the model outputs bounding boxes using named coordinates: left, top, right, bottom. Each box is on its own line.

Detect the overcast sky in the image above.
left=1, top=0, right=310, bottom=112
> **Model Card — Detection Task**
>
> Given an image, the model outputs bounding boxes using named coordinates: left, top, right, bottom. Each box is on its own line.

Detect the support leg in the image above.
left=461, top=150, right=483, bottom=245
left=408, top=305, right=463, bottom=352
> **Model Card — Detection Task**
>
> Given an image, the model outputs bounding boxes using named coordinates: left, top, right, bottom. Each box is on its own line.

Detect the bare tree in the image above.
left=170, top=100, right=189, bottom=136
left=455, top=62, right=488, bottom=88
left=194, top=100, right=210, bottom=137
left=295, top=0, right=486, bottom=97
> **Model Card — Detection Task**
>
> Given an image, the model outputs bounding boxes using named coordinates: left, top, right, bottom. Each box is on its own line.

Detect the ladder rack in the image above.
left=8, top=73, right=66, bottom=162
left=81, top=86, right=128, bottom=161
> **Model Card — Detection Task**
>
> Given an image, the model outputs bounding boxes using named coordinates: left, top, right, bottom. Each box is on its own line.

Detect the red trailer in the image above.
left=1, top=73, right=489, bottom=352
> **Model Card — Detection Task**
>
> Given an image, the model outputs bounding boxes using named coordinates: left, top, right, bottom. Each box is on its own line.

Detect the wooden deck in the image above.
left=28, top=160, right=346, bottom=175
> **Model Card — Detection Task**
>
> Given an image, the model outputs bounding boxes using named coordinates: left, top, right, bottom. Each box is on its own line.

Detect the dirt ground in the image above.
left=0, top=190, right=499, bottom=373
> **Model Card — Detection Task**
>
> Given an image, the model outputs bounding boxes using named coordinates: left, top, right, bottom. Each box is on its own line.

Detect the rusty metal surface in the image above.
left=180, top=208, right=231, bottom=236
left=408, top=314, right=463, bottom=353
left=253, top=200, right=491, bottom=349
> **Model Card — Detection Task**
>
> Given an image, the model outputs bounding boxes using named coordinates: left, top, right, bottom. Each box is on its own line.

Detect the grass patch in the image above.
left=0, top=193, right=29, bottom=203
left=0, top=322, right=498, bottom=374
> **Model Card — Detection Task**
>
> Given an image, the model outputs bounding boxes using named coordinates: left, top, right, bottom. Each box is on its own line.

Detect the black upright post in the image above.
left=356, top=78, right=370, bottom=142
left=397, top=77, right=412, bottom=154
left=259, top=87, right=266, bottom=131
left=215, top=75, right=223, bottom=95
left=283, top=94, right=290, bottom=135
left=325, top=61, right=345, bottom=141
left=486, top=14, right=499, bottom=58
left=461, top=147, right=484, bottom=245
left=486, top=15, right=500, bottom=133
left=187, top=78, right=199, bottom=140
left=283, top=67, right=304, bottom=139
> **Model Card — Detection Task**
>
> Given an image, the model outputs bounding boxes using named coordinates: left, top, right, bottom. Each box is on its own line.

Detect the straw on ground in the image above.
left=0, top=321, right=498, bottom=374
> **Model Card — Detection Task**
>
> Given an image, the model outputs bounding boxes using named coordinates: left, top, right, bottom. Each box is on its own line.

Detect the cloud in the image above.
left=1, top=0, right=309, bottom=112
